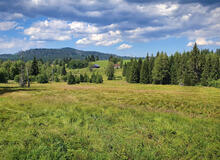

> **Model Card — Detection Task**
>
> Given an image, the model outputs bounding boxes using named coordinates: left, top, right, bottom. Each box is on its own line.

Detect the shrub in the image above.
left=14, top=75, right=20, bottom=83
left=54, top=76, right=60, bottom=82
left=62, top=75, right=67, bottom=82
left=37, top=73, right=49, bottom=83
left=96, top=74, right=103, bottom=83
left=67, top=73, right=76, bottom=84
left=208, top=79, right=220, bottom=88
left=75, top=76, right=80, bottom=84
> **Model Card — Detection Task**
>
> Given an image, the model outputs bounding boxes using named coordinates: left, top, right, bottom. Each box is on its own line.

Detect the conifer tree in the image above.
left=140, top=56, right=150, bottom=84
left=152, top=53, right=170, bottom=84
left=201, top=54, right=212, bottom=86
left=129, top=59, right=139, bottom=83
left=31, top=57, right=39, bottom=76
left=106, top=62, right=114, bottom=80
left=61, top=63, right=67, bottom=76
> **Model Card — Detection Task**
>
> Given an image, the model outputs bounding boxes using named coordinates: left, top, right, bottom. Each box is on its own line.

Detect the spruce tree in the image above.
left=31, top=57, right=39, bottom=76
left=152, top=53, right=170, bottom=84
left=140, top=56, right=149, bottom=84
left=201, top=54, right=212, bottom=86
left=106, top=62, right=114, bottom=80
left=61, top=64, right=67, bottom=76
left=129, top=59, right=139, bottom=83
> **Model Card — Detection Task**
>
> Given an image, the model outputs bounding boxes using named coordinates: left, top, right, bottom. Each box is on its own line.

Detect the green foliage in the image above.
left=37, top=73, right=49, bottom=83
left=68, top=60, right=88, bottom=69
left=140, top=56, right=150, bottom=84
left=95, top=74, right=103, bottom=83
left=67, top=72, right=76, bottom=85
left=61, top=64, right=67, bottom=76
left=0, top=68, right=8, bottom=83
left=14, top=74, right=20, bottom=83
left=31, top=57, right=39, bottom=76
left=152, top=53, right=170, bottom=84
left=106, top=62, right=114, bottom=80
left=208, top=79, right=220, bottom=88
left=62, top=75, right=68, bottom=82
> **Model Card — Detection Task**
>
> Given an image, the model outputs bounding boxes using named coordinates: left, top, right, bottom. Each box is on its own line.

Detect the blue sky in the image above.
left=0, top=0, right=220, bottom=56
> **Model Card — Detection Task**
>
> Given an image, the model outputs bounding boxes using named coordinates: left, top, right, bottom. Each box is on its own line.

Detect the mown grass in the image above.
left=0, top=80, right=220, bottom=160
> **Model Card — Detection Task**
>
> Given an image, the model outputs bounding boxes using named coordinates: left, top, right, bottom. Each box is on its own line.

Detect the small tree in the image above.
left=67, top=72, right=76, bottom=84
left=106, top=62, right=114, bottom=80
left=37, top=73, right=49, bottom=83
left=31, top=57, right=39, bottom=76
left=96, top=74, right=103, bottom=83
left=61, top=64, right=67, bottom=76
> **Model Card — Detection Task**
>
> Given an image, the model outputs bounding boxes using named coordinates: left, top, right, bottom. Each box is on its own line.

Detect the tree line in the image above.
left=0, top=56, right=103, bottom=86
left=123, top=43, right=220, bottom=86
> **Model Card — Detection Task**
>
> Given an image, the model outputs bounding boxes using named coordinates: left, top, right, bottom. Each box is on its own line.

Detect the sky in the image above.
left=0, top=0, right=220, bottom=57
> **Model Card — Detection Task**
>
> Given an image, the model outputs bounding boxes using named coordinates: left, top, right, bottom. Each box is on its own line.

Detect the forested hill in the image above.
left=0, top=47, right=129, bottom=61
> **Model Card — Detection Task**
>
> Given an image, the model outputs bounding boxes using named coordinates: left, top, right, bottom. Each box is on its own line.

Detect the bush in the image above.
left=83, top=73, right=90, bottom=82
left=75, top=76, right=80, bottom=84
left=67, top=73, right=76, bottom=85
left=0, top=68, right=8, bottom=83
left=37, top=73, right=49, bottom=83
left=54, top=76, right=60, bottom=82
left=96, top=74, right=103, bottom=83
left=62, top=75, right=67, bottom=82
left=208, top=79, right=220, bottom=88
left=14, top=75, right=20, bottom=83
left=29, top=75, right=36, bottom=82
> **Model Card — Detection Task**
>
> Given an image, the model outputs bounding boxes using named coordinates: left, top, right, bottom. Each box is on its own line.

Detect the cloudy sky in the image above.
left=0, top=0, right=220, bottom=56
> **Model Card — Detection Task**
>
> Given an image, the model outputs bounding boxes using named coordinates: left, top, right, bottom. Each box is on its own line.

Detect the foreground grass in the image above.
left=0, top=81, right=220, bottom=159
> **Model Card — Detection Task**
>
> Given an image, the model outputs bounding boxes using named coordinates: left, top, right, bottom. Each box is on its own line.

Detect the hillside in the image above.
left=0, top=48, right=130, bottom=61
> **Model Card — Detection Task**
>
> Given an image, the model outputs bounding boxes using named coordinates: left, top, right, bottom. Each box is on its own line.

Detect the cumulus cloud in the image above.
left=76, top=30, right=122, bottom=46
left=24, top=19, right=72, bottom=41
left=0, top=38, right=44, bottom=53
left=1, top=0, right=220, bottom=49
left=0, top=21, right=17, bottom=31
left=187, top=38, right=220, bottom=47
left=117, top=43, right=132, bottom=50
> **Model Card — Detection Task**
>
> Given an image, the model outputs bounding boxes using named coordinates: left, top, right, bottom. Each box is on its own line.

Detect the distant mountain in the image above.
left=0, top=48, right=130, bottom=61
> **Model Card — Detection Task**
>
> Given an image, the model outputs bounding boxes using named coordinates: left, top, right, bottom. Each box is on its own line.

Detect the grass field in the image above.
left=0, top=79, right=220, bottom=160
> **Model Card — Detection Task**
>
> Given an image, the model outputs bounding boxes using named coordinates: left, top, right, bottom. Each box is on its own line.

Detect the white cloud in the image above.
left=187, top=37, right=220, bottom=47
left=0, top=21, right=17, bottom=31
left=0, top=12, right=24, bottom=20
left=76, top=30, right=122, bottom=46
left=117, top=43, right=132, bottom=50
left=0, top=38, right=44, bottom=53
left=24, top=19, right=72, bottom=41
left=24, top=19, right=122, bottom=46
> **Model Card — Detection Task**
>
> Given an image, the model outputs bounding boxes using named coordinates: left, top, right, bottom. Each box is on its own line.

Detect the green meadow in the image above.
left=0, top=62, right=220, bottom=160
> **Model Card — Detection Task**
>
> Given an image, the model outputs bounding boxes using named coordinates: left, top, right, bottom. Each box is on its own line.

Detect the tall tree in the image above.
left=152, top=53, right=170, bottom=84
left=140, top=55, right=150, bottom=84
left=31, top=57, right=39, bottom=76
left=106, top=62, right=114, bottom=80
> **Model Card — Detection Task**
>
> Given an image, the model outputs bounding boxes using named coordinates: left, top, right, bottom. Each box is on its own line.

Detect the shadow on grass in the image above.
left=0, top=86, right=43, bottom=95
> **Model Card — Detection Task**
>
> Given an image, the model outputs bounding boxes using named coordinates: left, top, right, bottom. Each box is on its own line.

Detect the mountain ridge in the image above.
left=0, top=47, right=131, bottom=61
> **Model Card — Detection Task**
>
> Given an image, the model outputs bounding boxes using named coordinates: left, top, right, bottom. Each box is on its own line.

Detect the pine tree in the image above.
left=61, top=63, right=67, bottom=76
left=129, top=59, right=139, bottom=83
left=152, top=53, right=170, bottom=84
left=201, top=54, right=212, bottom=86
left=106, top=62, right=114, bottom=80
left=140, top=56, right=150, bottom=84
left=67, top=72, right=76, bottom=84
left=188, top=43, right=200, bottom=84
left=31, top=57, right=39, bottom=76
left=122, top=63, right=127, bottom=77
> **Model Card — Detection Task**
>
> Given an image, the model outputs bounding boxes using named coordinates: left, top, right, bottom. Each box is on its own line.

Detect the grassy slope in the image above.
left=0, top=61, right=220, bottom=159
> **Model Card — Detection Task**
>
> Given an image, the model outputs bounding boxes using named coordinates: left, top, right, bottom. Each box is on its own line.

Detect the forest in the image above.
left=0, top=43, right=220, bottom=88
left=123, top=43, right=220, bottom=87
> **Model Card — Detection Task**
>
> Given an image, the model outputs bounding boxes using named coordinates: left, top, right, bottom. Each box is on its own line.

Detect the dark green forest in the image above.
left=123, top=43, right=220, bottom=87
